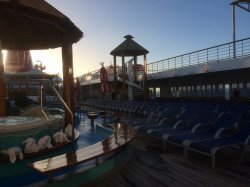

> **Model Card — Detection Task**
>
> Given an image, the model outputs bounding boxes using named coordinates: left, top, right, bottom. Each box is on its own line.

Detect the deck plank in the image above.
left=88, top=135, right=250, bottom=187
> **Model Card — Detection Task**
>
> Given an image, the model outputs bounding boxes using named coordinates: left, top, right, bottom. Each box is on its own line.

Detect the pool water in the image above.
left=0, top=111, right=113, bottom=186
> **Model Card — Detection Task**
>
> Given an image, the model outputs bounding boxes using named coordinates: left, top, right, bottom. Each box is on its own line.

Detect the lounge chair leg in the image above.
left=211, top=148, right=218, bottom=171
left=184, top=147, right=188, bottom=160
left=146, top=135, right=150, bottom=146
left=239, top=145, right=247, bottom=163
left=212, top=157, right=215, bottom=171
left=163, top=140, right=166, bottom=151
left=183, top=140, right=191, bottom=160
left=48, top=173, right=53, bottom=183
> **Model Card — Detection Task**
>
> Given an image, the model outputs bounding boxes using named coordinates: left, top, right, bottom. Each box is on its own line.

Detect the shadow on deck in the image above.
left=87, top=134, right=250, bottom=187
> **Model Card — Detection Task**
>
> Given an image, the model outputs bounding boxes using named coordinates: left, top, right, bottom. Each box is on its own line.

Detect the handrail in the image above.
left=147, top=37, right=250, bottom=74
left=52, top=86, right=74, bottom=139
left=40, top=86, right=52, bottom=136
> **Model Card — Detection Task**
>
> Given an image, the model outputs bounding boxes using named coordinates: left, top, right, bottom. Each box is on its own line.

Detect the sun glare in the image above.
left=2, top=50, right=6, bottom=64
left=31, top=49, right=62, bottom=76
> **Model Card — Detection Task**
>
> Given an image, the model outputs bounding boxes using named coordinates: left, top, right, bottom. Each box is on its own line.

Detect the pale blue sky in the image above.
left=31, top=0, right=250, bottom=77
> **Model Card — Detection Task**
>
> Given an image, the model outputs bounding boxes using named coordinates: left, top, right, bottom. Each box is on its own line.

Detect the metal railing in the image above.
left=40, top=81, right=74, bottom=139
left=52, top=86, right=74, bottom=139
left=40, top=86, right=52, bottom=136
left=147, top=37, right=250, bottom=74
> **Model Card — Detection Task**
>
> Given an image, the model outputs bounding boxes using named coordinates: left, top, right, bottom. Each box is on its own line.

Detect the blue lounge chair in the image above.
left=130, top=106, right=183, bottom=129
left=137, top=108, right=197, bottom=133
left=148, top=110, right=218, bottom=140
left=183, top=121, right=250, bottom=170
left=162, top=112, right=241, bottom=150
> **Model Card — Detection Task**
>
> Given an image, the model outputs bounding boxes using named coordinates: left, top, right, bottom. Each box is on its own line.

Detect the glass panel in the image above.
left=155, top=87, right=160, bottom=98
left=224, top=84, right=230, bottom=100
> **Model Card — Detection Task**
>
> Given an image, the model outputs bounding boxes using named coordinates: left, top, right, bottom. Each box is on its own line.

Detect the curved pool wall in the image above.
left=0, top=116, right=64, bottom=151
left=0, top=112, right=114, bottom=186
left=48, top=146, right=132, bottom=187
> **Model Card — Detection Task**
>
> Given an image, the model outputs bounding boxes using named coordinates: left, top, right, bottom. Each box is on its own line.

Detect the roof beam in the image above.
left=232, top=0, right=250, bottom=12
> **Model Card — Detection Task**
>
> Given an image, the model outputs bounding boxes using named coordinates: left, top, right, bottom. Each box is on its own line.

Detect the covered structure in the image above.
left=0, top=0, right=83, bottom=131
left=110, top=35, right=149, bottom=100
left=232, top=0, right=250, bottom=12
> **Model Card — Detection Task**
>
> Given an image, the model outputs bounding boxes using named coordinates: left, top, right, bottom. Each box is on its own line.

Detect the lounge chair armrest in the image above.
left=149, top=115, right=160, bottom=123
left=214, top=127, right=228, bottom=138
left=173, top=120, right=184, bottom=128
left=161, top=117, right=176, bottom=124
left=245, top=135, right=250, bottom=145
left=158, top=117, right=172, bottom=125
left=191, top=123, right=203, bottom=133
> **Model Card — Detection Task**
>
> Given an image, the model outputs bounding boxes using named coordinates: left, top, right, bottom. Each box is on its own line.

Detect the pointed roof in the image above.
left=0, top=0, right=83, bottom=50
left=110, top=35, right=149, bottom=56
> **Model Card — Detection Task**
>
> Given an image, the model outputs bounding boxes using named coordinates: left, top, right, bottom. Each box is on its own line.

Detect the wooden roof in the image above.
left=0, top=0, right=83, bottom=50
left=110, top=35, right=149, bottom=56
left=232, top=0, right=250, bottom=3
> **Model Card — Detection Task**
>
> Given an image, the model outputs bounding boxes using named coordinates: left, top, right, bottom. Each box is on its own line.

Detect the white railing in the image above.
left=147, top=37, right=250, bottom=74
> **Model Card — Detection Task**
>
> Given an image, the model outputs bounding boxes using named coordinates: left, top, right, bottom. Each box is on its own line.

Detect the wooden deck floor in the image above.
left=86, top=134, right=250, bottom=187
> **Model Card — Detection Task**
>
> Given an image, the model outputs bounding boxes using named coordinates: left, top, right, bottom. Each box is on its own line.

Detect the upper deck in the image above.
left=147, top=37, right=250, bottom=80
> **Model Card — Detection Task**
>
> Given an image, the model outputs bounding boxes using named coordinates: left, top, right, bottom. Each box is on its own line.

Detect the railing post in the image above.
left=217, top=47, right=219, bottom=60
left=181, top=56, right=183, bottom=68
left=197, top=52, right=199, bottom=65
left=157, top=61, right=158, bottom=73
left=242, top=40, right=244, bottom=56
left=189, top=53, right=190, bottom=66
left=229, top=44, right=231, bottom=59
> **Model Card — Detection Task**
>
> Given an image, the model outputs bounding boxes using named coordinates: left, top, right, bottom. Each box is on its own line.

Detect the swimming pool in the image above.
left=0, top=115, right=64, bottom=151
left=0, top=111, right=113, bottom=186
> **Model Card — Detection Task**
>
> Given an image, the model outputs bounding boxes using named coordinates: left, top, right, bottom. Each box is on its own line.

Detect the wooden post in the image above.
left=62, top=43, right=74, bottom=131
left=143, top=54, right=149, bottom=100
left=134, top=56, right=137, bottom=82
left=0, top=40, right=6, bottom=116
left=122, top=55, right=126, bottom=99
left=113, top=55, right=117, bottom=99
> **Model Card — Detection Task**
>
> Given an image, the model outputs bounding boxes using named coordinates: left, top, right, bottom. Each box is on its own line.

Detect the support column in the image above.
left=143, top=54, right=149, bottom=100
left=113, top=55, right=117, bottom=99
left=0, top=40, right=6, bottom=116
left=122, top=55, right=126, bottom=99
left=134, top=56, right=137, bottom=81
left=62, top=43, right=74, bottom=127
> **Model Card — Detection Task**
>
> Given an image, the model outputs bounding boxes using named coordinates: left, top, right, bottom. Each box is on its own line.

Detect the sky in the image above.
left=8, top=0, right=250, bottom=77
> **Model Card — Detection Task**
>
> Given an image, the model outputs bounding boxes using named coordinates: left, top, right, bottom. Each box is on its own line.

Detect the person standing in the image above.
left=100, top=62, right=109, bottom=96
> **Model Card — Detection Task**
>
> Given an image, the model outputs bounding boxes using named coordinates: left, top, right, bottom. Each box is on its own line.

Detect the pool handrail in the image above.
left=40, top=86, right=52, bottom=136
left=52, top=86, right=74, bottom=139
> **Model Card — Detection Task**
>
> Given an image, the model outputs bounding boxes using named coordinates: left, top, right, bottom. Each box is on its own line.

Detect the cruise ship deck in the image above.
left=81, top=100, right=250, bottom=187
left=1, top=1, right=250, bottom=186
left=89, top=135, right=250, bottom=187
